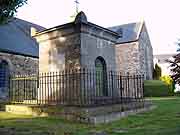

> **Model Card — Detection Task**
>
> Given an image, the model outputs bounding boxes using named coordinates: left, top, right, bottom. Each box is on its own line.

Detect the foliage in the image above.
left=168, top=53, right=180, bottom=85
left=167, top=40, right=180, bottom=85
left=0, top=0, right=27, bottom=23
left=153, top=63, right=162, bottom=80
left=160, top=75, right=175, bottom=94
left=144, top=80, right=173, bottom=97
left=160, top=75, right=173, bottom=85
left=1, top=97, right=180, bottom=134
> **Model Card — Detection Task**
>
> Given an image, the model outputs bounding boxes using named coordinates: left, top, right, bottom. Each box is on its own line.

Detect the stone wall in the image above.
left=138, top=25, right=153, bottom=79
left=80, top=23, right=118, bottom=97
left=115, top=42, right=140, bottom=73
left=35, top=24, right=82, bottom=102
left=36, top=21, right=118, bottom=72
left=0, top=52, right=38, bottom=74
left=35, top=25, right=81, bottom=73
left=0, top=52, right=38, bottom=101
left=80, top=24, right=117, bottom=70
left=115, top=24, right=153, bottom=80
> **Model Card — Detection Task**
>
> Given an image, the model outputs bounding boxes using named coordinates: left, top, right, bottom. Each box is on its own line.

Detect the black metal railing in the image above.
left=9, top=69, right=144, bottom=107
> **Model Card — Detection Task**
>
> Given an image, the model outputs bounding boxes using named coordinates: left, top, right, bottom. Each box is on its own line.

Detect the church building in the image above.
left=0, top=18, right=45, bottom=100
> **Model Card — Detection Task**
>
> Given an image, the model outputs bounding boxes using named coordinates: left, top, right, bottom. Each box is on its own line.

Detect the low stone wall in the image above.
left=6, top=100, right=154, bottom=124
left=90, top=103, right=155, bottom=124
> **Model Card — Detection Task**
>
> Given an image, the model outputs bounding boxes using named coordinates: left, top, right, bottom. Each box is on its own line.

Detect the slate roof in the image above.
left=108, top=22, right=144, bottom=43
left=0, top=18, right=45, bottom=58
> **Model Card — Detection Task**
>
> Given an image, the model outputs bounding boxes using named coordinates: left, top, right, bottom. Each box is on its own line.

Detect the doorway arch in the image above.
left=95, top=56, right=108, bottom=96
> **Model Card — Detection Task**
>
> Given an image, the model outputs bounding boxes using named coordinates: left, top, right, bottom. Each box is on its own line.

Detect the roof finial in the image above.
left=74, top=11, right=87, bottom=24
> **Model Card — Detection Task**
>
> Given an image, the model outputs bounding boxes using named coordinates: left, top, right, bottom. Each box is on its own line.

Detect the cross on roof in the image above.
left=74, top=0, right=79, bottom=14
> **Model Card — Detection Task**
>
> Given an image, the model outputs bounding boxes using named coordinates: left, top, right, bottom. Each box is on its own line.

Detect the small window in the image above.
left=0, top=60, right=9, bottom=88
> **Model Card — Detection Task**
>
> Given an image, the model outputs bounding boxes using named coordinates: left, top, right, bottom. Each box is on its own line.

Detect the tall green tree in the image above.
left=153, top=63, right=162, bottom=80
left=0, top=0, right=27, bottom=23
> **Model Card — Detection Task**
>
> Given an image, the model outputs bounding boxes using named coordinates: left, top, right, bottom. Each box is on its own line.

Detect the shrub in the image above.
left=160, top=75, right=174, bottom=94
left=144, top=80, right=173, bottom=97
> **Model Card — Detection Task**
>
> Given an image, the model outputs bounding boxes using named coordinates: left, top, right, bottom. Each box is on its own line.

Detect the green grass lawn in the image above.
left=0, top=97, right=180, bottom=135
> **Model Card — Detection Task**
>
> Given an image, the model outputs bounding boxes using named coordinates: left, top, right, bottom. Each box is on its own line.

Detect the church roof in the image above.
left=108, top=21, right=144, bottom=44
left=0, top=18, right=45, bottom=58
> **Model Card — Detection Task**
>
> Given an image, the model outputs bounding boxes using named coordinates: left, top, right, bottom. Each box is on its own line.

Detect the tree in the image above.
left=168, top=40, right=180, bottom=84
left=168, top=54, right=180, bottom=84
left=0, top=0, right=27, bottom=24
left=153, top=63, right=162, bottom=80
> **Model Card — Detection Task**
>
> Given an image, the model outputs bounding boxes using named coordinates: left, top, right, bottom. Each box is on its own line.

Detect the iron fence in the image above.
left=9, top=69, right=144, bottom=107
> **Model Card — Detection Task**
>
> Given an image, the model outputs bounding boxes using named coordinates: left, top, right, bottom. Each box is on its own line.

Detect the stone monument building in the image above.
left=5, top=12, right=153, bottom=122
left=34, top=12, right=153, bottom=79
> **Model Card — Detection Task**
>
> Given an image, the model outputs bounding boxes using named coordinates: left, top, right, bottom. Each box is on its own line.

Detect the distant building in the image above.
left=153, top=54, right=176, bottom=76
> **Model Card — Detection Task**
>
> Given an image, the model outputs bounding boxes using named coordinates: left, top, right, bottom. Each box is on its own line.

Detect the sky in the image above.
left=16, top=0, right=180, bottom=55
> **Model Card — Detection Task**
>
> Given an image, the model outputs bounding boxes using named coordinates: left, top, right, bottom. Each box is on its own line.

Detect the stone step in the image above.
left=88, top=105, right=155, bottom=124
left=5, top=104, right=49, bottom=116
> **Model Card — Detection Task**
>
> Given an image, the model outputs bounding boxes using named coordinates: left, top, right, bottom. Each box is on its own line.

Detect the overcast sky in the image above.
left=17, top=0, right=180, bottom=55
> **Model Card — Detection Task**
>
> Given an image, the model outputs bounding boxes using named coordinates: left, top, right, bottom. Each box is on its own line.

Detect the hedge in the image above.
left=144, top=80, right=173, bottom=97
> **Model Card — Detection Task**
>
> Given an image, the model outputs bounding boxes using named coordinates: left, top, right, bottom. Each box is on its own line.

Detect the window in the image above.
left=0, top=60, right=9, bottom=88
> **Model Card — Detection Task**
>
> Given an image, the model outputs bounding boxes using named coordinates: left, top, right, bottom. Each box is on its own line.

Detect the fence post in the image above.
left=8, top=74, right=11, bottom=103
left=119, top=73, right=123, bottom=104
left=139, top=74, right=142, bottom=103
left=133, top=74, right=136, bottom=101
left=111, top=71, right=114, bottom=103
left=127, top=72, right=130, bottom=103
left=142, top=74, right=145, bottom=104
left=83, top=68, right=86, bottom=106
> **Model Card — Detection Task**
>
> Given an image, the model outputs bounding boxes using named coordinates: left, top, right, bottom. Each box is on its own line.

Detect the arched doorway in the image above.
left=95, top=56, right=108, bottom=96
left=0, top=60, right=9, bottom=90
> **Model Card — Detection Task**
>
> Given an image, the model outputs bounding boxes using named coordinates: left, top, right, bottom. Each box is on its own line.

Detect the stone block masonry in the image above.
left=0, top=52, right=38, bottom=101
left=0, top=52, right=38, bottom=75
